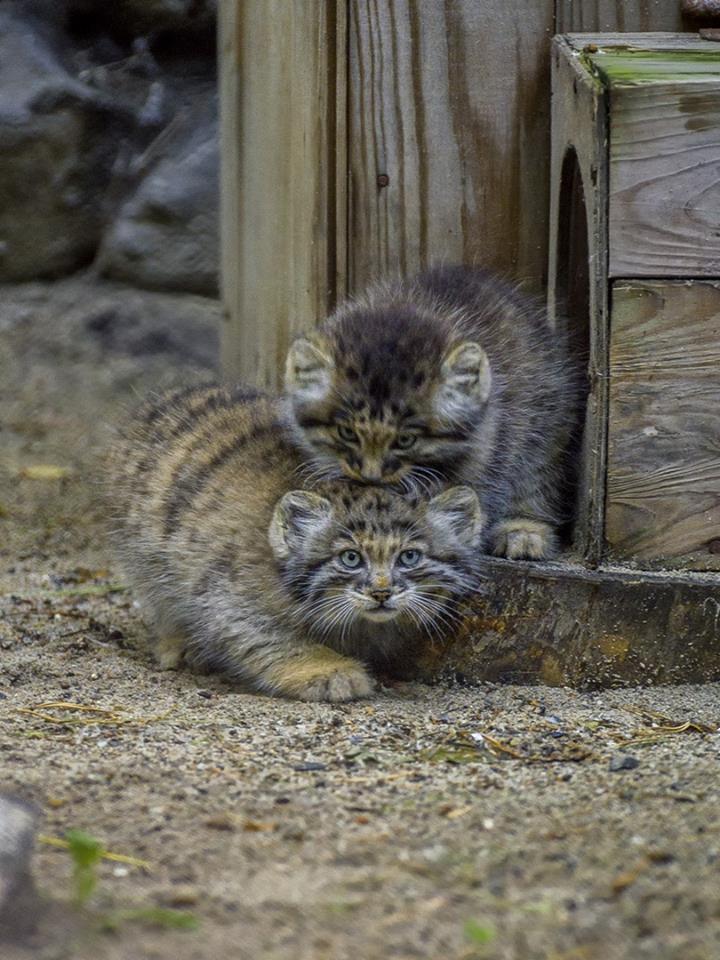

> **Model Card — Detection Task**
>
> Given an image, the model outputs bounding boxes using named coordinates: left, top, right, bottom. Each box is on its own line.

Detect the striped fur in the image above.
left=109, top=386, right=484, bottom=701
left=285, top=265, right=582, bottom=559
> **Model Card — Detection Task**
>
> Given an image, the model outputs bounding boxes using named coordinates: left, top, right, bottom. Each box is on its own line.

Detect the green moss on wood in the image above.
left=580, top=48, right=720, bottom=87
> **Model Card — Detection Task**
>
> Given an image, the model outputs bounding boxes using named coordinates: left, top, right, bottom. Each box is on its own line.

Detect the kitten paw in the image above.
left=155, top=634, right=186, bottom=670
left=264, top=649, right=375, bottom=702
left=296, top=664, right=375, bottom=703
left=492, top=519, right=557, bottom=560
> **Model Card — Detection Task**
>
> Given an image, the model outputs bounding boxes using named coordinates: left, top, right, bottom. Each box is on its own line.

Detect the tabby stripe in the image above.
left=141, top=384, right=210, bottom=425
left=162, top=420, right=277, bottom=536
left=165, top=386, right=265, bottom=440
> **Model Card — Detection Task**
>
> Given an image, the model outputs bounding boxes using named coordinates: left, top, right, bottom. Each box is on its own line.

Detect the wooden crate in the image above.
left=549, top=34, right=720, bottom=571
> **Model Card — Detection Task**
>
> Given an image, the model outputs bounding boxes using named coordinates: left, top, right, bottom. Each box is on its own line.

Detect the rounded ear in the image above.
left=426, top=486, right=484, bottom=547
left=269, top=490, right=333, bottom=560
left=438, top=341, right=492, bottom=406
left=285, top=334, right=334, bottom=402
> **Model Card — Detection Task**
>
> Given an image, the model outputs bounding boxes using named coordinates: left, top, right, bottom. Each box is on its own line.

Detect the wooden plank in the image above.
left=606, top=281, right=720, bottom=569
left=418, top=557, right=720, bottom=687
left=555, top=1, right=685, bottom=32
left=347, top=0, right=554, bottom=293
left=562, top=35, right=720, bottom=277
left=608, top=70, right=720, bottom=277
left=219, top=1, right=347, bottom=388
left=547, top=37, right=610, bottom=564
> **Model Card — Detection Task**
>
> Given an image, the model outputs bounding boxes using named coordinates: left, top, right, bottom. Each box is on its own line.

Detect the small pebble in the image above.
left=205, top=813, right=236, bottom=831
left=160, top=885, right=200, bottom=907
left=293, top=761, right=327, bottom=772
left=609, top=754, right=640, bottom=772
left=197, top=690, right=213, bottom=700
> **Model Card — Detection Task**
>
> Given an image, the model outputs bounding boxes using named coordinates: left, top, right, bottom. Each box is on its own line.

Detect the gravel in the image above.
left=1, top=278, right=719, bottom=960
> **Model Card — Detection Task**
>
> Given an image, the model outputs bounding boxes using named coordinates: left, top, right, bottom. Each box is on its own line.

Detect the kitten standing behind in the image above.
left=109, top=385, right=484, bottom=701
left=285, top=265, right=580, bottom=560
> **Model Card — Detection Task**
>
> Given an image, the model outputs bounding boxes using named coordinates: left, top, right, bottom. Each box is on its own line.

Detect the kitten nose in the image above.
left=362, top=459, right=383, bottom=482
left=371, top=588, right=392, bottom=604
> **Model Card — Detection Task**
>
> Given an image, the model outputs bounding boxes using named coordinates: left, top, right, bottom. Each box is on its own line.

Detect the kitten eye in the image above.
left=337, top=424, right=359, bottom=444
left=397, top=549, right=422, bottom=568
left=339, top=549, right=363, bottom=569
left=395, top=431, right=417, bottom=450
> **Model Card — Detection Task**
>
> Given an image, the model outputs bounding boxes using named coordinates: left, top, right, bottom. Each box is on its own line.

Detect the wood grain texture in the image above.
left=606, top=281, right=720, bottom=569
left=548, top=37, right=610, bottom=564
left=555, top=0, right=685, bottom=31
left=608, top=75, right=720, bottom=277
left=219, top=1, right=346, bottom=389
left=347, top=0, right=554, bottom=293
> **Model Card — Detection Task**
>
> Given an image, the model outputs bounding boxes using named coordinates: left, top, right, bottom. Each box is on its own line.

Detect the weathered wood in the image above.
left=419, top=557, right=720, bottom=687
left=606, top=281, right=720, bottom=569
left=548, top=36, right=610, bottom=564
left=347, top=0, right=554, bottom=292
left=551, top=34, right=720, bottom=569
left=598, top=45, right=720, bottom=276
left=219, top=0, right=346, bottom=389
left=555, top=1, right=685, bottom=31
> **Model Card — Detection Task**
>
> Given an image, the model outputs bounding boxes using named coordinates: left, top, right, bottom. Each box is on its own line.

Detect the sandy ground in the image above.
left=1, top=277, right=719, bottom=960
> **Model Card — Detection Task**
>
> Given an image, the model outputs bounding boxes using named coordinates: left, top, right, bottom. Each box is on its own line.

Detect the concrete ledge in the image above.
left=419, top=558, right=720, bottom=688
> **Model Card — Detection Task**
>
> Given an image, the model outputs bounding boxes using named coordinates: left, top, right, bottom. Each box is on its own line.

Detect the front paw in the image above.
left=264, top=648, right=375, bottom=702
left=492, top=519, right=558, bottom=560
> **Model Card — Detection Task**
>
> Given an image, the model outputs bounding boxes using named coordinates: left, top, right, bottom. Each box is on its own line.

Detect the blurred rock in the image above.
left=0, top=795, right=40, bottom=940
left=97, top=102, right=219, bottom=296
left=0, top=0, right=219, bottom=294
left=0, top=5, right=136, bottom=282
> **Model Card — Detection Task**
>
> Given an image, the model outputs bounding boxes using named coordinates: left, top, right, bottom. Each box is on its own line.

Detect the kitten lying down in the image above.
left=111, top=386, right=484, bottom=701
left=285, top=265, right=579, bottom=560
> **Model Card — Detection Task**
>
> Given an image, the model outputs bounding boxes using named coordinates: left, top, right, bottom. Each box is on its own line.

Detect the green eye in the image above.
left=396, top=431, right=417, bottom=450
left=398, top=549, right=422, bottom=568
left=337, top=423, right=359, bottom=443
left=339, top=549, right=363, bottom=569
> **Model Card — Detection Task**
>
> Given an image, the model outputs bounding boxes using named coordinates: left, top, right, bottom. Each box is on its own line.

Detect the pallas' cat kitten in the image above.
left=285, top=265, right=577, bottom=559
left=111, top=386, right=484, bottom=701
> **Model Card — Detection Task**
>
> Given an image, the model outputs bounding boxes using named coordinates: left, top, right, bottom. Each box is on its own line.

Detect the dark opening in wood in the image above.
left=554, top=147, right=591, bottom=550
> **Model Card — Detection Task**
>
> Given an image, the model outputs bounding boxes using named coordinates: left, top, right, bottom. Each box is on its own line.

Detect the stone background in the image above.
left=0, top=0, right=219, bottom=296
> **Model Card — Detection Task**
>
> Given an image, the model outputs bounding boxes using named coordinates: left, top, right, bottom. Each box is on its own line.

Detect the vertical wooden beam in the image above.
left=347, top=0, right=555, bottom=293
left=547, top=38, right=610, bottom=564
left=219, top=1, right=347, bottom=388
left=554, top=0, right=685, bottom=32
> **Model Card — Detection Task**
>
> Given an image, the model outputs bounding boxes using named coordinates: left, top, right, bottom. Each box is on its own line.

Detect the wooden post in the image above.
left=347, top=0, right=554, bottom=292
left=219, top=1, right=346, bottom=389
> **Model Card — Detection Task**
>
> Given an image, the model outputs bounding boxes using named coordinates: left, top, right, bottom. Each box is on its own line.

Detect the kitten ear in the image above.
left=426, top=486, right=484, bottom=548
left=438, top=341, right=492, bottom=408
left=269, top=490, right=333, bottom=560
left=285, top=334, right=334, bottom=402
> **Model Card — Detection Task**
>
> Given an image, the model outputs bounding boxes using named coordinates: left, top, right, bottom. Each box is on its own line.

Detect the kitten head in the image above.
left=269, top=485, right=484, bottom=642
left=285, top=302, right=491, bottom=487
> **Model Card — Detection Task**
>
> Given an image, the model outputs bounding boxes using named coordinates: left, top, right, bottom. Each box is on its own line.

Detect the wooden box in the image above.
left=549, top=34, right=720, bottom=571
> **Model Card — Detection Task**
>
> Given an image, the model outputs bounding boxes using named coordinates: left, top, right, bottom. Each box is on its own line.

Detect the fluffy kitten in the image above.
left=110, top=385, right=484, bottom=701
left=284, top=265, right=579, bottom=560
